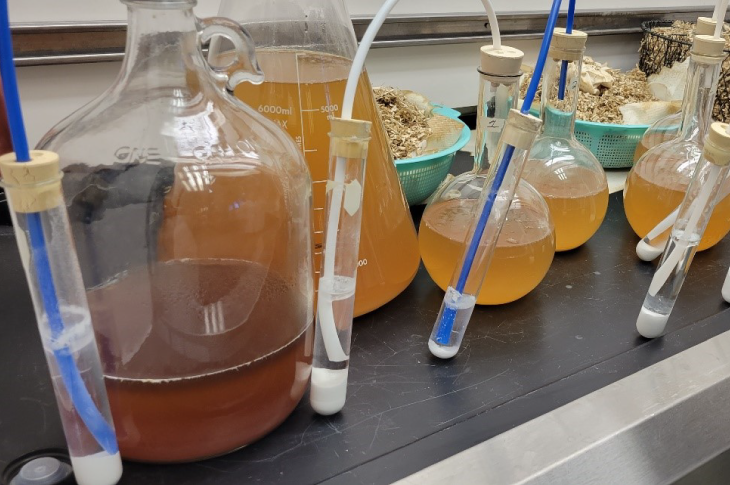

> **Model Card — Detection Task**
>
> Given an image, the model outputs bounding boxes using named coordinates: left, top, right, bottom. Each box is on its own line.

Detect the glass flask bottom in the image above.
left=624, top=160, right=730, bottom=252
left=419, top=198, right=555, bottom=305
left=87, top=259, right=312, bottom=463
left=523, top=165, right=609, bottom=251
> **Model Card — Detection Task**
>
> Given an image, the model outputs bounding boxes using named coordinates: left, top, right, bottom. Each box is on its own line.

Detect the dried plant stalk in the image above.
left=520, top=58, right=656, bottom=124
left=374, top=87, right=431, bottom=159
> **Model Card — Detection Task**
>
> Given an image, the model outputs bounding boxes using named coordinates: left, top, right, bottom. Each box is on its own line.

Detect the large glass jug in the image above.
left=36, top=0, right=314, bottom=463
left=218, top=0, right=420, bottom=316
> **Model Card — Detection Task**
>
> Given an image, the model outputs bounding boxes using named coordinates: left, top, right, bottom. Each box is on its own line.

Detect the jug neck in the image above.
left=474, top=74, right=521, bottom=173
left=678, top=53, right=723, bottom=143
left=540, top=56, right=583, bottom=139
left=119, top=0, right=205, bottom=90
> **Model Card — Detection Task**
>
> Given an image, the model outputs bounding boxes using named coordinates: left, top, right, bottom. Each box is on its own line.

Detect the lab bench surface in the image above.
left=2, top=155, right=730, bottom=485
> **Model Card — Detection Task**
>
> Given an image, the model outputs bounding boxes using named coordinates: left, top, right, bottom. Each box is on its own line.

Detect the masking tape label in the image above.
left=484, top=118, right=505, bottom=133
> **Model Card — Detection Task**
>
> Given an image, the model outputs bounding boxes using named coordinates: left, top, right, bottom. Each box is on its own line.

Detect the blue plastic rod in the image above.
left=434, top=0, right=563, bottom=342
left=0, top=0, right=118, bottom=454
left=557, top=0, right=577, bottom=100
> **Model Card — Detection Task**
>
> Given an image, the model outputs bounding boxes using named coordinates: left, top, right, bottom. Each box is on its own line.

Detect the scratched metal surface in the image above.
left=2, top=153, right=730, bottom=484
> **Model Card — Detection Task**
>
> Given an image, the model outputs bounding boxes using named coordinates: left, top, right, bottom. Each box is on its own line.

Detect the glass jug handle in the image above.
left=198, top=17, right=265, bottom=91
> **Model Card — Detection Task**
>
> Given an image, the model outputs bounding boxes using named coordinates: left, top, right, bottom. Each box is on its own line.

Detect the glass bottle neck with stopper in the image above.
left=474, top=44, right=525, bottom=173
left=540, top=55, right=583, bottom=139
left=677, top=52, right=724, bottom=143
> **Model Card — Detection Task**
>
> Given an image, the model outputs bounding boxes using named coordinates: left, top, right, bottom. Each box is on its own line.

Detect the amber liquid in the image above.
left=234, top=50, right=419, bottom=316
left=419, top=199, right=555, bottom=305
left=633, top=140, right=649, bottom=162
left=523, top=165, right=609, bottom=251
left=624, top=158, right=730, bottom=251
left=89, top=260, right=312, bottom=463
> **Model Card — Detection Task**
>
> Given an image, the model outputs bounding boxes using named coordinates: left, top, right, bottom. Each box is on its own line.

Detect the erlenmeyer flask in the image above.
left=624, top=35, right=730, bottom=252
left=218, top=0, right=420, bottom=316
left=420, top=45, right=555, bottom=305
left=37, top=0, right=313, bottom=462
left=522, top=28, right=609, bottom=251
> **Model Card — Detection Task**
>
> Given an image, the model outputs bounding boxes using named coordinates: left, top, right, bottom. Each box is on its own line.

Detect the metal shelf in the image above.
left=12, top=7, right=718, bottom=66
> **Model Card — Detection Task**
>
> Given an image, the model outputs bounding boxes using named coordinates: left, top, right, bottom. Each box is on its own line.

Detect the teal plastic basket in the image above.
left=574, top=120, right=649, bottom=169
left=394, top=105, right=471, bottom=205
left=528, top=108, right=649, bottom=169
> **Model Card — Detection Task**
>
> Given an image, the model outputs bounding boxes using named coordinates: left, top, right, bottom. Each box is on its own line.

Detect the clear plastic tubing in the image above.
left=428, top=0, right=562, bottom=359
left=637, top=122, right=730, bottom=339
left=311, top=119, right=371, bottom=415
left=0, top=152, right=122, bottom=485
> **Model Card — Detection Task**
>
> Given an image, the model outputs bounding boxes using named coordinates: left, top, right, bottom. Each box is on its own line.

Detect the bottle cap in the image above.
left=329, top=118, right=372, bottom=159
left=0, top=150, right=63, bottom=213
left=692, top=34, right=726, bottom=58
left=704, top=122, right=730, bottom=166
left=479, top=45, right=524, bottom=77
left=502, top=109, right=542, bottom=150
left=696, top=17, right=717, bottom=36
left=549, top=27, right=588, bottom=61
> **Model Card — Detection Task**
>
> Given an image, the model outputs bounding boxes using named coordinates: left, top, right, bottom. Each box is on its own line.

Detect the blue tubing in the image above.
left=557, top=0, right=576, bottom=100
left=27, top=215, right=119, bottom=454
left=0, top=0, right=118, bottom=455
left=434, top=0, right=564, bottom=345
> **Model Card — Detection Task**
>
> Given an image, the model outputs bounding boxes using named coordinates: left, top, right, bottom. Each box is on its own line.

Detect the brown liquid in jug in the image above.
left=89, top=260, right=311, bottom=463
left=234, top=50, right=420, bottom=316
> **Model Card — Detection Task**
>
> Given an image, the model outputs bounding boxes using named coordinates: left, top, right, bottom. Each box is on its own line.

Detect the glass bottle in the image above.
left=522, top=28, right=609, bottom=251
left=36, top=0, right=314, bottom=463
left=217, top=0, right=420, bottom=316
left=420, top=45, right=555, bottom=305
left=624, top=34, right=730, bottom=252
left=633, top=17, right=718, bottom=161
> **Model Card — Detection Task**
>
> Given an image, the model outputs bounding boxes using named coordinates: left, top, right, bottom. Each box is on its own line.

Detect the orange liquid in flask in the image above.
left=419, top=198, right=555, bottom=305
left=624, top=157, right=730, bottom=251
left=234, top=50, right=419, bottom=316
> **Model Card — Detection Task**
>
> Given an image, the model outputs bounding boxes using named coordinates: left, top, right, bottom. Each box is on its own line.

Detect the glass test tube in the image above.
left=429, top=110, right=542, bottom=359
left=311, top=118, right=371, bottom=415
left=0, top=151, right=122, bottom=485
left=637, top=122, right=730, bottom=338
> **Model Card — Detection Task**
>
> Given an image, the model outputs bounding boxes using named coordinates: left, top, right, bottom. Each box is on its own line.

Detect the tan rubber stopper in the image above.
left=479, top=45, right=524, bottom=77
left=502, top=109, right=542, bottom=150
left=692, top=34, right=726, bottom=58
left=0, top=150, right=63, bottom=213
left=548, top=27, right=588, bottom=61
left=704, top=122, right=730, bottom=166
left=696, top=17, right=718, bottom=36
left=330, top=118, right=372, bottom=159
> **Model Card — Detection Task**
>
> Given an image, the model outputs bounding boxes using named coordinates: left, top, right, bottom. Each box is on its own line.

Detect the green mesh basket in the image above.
left=574, top=120, right=649, bottom=169
left=528, top=108, right=649, bottom=169
left=394, top=105, right=470, bottom=205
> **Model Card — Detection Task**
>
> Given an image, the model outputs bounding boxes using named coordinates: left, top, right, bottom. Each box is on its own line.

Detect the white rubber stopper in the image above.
left=636, top=239, right=664, bottom=262
left=636, top=307, right=669, bottom=339
left=311, top=367, right=348, bottom=416
left=428, top=339, right=459, bottom=359
left=70, top=451, right=122, bottom=485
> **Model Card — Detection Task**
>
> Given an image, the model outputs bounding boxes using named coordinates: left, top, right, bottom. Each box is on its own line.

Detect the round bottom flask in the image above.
left=420, top=178, right=555, bottom=305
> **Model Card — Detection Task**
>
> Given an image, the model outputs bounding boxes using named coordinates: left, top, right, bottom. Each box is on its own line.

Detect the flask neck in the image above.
left=119, top=1, right=205, bottom=90
left=678, top=54, right=723, bottom=143
left=540, top=56, right=582, bottom=139
left=475, top=75, right=521, bottom=173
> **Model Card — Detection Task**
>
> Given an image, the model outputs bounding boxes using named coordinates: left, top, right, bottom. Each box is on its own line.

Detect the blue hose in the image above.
left=435, top=0, right=563, bottom=344
left=0, top=0, right=118, bottom=454
left=557, top=0, right=577, bottom=100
